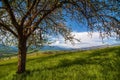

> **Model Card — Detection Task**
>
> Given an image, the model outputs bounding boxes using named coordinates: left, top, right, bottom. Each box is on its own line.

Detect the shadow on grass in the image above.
left=27, top=51, right=75, bottom=63
left=115, top=48, right=120, bottom=57
left=12, top=70, right=31, bottom=80
left=0, top=62, right=17, bottom=67
left=88, top=47, right=118, bottom=57
left=12, top=46, right=120, bottom=80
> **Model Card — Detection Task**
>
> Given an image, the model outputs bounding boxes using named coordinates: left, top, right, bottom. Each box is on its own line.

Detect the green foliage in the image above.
left=0, top=46, right=120, bottom=80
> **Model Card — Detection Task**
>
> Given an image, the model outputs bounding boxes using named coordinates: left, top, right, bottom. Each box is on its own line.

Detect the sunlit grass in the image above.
left=0, top=46, right=120, bottom=80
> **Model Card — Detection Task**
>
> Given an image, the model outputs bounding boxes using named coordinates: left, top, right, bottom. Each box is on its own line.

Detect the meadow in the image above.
left=0, top=46, right=120, bottom=80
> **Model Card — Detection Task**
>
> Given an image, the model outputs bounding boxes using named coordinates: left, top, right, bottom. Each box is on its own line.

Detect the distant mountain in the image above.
left=0, top=43, right=119, bottom=55
left=0, top=44, right=17, bottom=54
left=0, top=44, right=72, bottom=54
left=40, top=45, right=72, bottom=51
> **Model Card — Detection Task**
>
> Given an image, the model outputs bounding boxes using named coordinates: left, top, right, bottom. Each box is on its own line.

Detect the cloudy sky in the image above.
left=51, top=32, right=120, bottom=49
left=50, top=20, right=120, bottom=49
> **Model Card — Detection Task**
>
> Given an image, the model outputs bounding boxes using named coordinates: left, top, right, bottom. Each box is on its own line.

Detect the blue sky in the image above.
left=66, top=20, right=88, bottom=32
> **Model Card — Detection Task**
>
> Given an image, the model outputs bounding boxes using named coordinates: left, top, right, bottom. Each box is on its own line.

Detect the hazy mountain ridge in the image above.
left=0, top=44, right=18, bottom=54
left=0, top=44, right=72, bottom=53
left=0, top=43, right=120, bottom=55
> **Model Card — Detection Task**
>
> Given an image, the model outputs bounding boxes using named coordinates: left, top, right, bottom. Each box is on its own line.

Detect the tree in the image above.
left=0, top=0, right=119, bottom=74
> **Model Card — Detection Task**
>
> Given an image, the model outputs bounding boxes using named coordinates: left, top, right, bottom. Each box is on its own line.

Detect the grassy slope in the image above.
left=0, top=46, right=120, bottom=80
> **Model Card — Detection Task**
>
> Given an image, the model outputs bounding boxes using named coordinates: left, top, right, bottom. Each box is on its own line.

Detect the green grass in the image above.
left=0, top=46, right=120, bottom=80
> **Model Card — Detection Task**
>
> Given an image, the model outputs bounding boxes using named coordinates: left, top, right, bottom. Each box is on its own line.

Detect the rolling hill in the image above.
left=0, top=46, right=120, bottom=80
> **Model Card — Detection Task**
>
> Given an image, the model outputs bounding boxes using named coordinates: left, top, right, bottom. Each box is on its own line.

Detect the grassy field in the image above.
left=0, top=46, right=120, bottom=80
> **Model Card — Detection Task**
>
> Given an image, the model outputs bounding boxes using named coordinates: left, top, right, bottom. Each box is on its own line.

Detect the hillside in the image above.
left=0, top=46, right=120, bottom=80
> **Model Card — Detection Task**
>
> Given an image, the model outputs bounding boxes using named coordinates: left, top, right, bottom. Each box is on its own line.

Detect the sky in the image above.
left=50, top=32, right=120, bottom=49
left=50, top=20, right=120, bottom=49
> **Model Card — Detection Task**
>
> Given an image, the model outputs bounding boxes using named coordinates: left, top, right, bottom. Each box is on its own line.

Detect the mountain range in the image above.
left=0, top=44, right=18, bottom=54
left=0, top=44, right=73, bottom=54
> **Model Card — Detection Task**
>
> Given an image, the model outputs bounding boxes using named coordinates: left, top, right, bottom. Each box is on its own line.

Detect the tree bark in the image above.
left=17, top=38, right=27, bottom=74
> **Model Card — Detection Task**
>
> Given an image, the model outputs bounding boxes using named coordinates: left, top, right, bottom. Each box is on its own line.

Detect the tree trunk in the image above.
left=17, top=38, right=27, bottom=74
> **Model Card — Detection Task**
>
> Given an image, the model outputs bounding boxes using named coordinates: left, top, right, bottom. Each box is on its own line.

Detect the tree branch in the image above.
left=99, top=14, right=120, bottom=23
left=2, top=0, right=19, bottom=29
left=20, top=0, right=37, bottom=26
left=0, top=22, right=18, bottom=38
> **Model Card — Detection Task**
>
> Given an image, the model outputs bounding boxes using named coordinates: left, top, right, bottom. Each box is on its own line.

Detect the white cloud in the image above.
left=50, top=32, right=120, bottom=49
